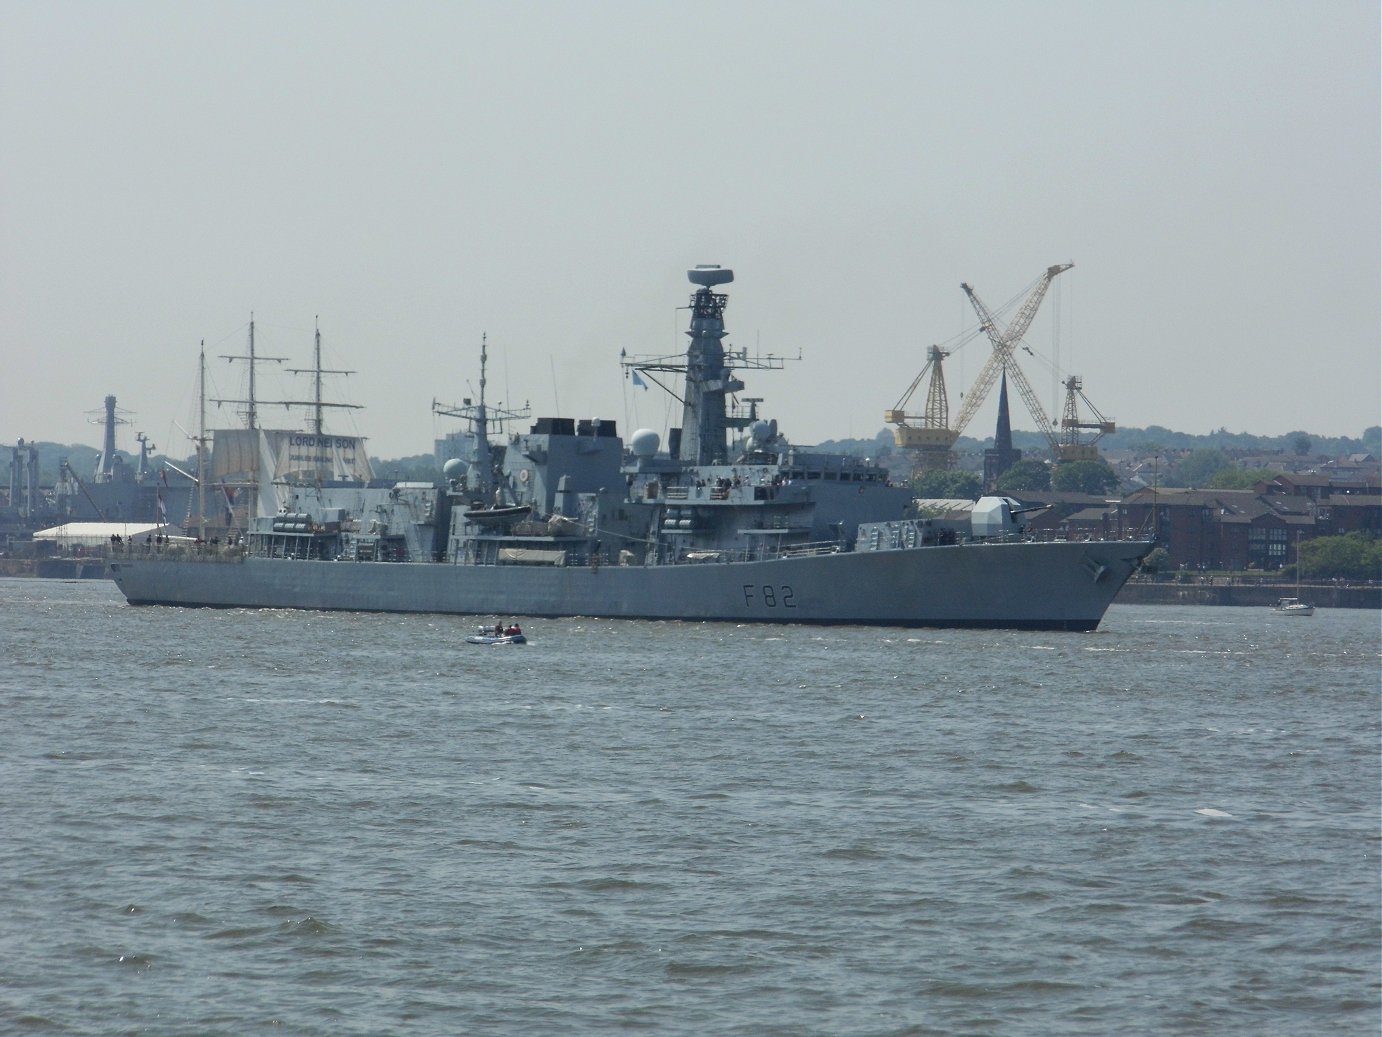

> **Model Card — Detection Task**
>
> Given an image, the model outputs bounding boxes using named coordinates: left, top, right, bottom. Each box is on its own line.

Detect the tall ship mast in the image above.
left=206, top=316, right=373, bottom=533
left=284, top=318, right=364, bottom=436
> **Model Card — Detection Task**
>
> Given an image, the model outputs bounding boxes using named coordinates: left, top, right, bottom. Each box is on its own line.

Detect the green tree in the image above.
left=1206, top=468, right=1282, bottom=490
left=1291, top=433, right=1312, bottom=456
left=1051, top=459, right=1120, bottom=495
left=994, top=460, right=1051, bottom=493
left=1171, top=448, right=1230, bottom=487
left=912, top=469, right=982, bottom=500
left=1299, top=533, right=1382, bottom=581
left=1140, top=546, right=1170, bottom=573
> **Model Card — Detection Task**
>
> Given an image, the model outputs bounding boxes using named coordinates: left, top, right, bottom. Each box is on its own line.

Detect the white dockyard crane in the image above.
left=953, top=263, right=1072, bottom=455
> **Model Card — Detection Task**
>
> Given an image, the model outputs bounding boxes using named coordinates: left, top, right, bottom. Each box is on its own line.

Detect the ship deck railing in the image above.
left=105, top=542, right=248, bottom=563
left=657, top=540, right=844, bottom=564
left=777, top=541, right=844, bottom=558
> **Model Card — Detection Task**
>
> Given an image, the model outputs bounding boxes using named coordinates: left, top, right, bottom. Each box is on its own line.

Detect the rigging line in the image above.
left=934, top=324, right=989, bottom=354
left=504, top=345, right=512, bottom=426
left=205, top=321, right=250, bottom=350
left=991, top=273, right=1044, bottom=319
left=1051, top=276, right=1061, bottom=419
left=638, top=370, right=685, bottom=406
left=620, top=353, right=629, bottom=433
left=592, top=524, right=649, bottom=545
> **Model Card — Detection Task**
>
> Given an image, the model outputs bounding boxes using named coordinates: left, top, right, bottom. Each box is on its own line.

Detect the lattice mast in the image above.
left=432, top=333, right=531, bottom=502
left=89, top=394, right=131, bottom=481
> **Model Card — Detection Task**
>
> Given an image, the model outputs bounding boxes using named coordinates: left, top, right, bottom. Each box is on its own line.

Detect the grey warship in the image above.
left=110, top=266, right=1153, bottom=629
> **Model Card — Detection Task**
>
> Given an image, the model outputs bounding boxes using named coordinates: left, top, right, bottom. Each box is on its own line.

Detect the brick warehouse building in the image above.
left=1114, top=474, right=1379, bottom=571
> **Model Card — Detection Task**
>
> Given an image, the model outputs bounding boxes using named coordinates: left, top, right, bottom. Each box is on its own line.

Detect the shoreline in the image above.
left=1116, top=578, right=1379, bottom=610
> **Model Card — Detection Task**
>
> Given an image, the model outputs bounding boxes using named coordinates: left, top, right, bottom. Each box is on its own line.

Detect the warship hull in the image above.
left=110, top=536, right=1148, bottom=630
left=111, top=265, right=1153, bottom=630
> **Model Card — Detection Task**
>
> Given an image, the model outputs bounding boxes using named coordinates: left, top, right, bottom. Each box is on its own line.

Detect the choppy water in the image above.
left=1, top=578, right=1378, bottom=1036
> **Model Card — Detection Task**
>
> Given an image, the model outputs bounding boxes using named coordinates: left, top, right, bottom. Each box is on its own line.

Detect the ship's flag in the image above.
left=157, top=492, right=168, bottom=523
left=631, top=369, right=648, bottom=390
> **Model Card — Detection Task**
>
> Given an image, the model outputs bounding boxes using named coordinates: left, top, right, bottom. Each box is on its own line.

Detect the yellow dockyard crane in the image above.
left=1058, top=375, right=1117, bottom=461
left=889, top=263, right=1117, bottom=471
left=958, top=264, right=1117, bottom=462
left=889, top=263, right=1069, bottom=471
left=885, top=344, right=957, bottom=473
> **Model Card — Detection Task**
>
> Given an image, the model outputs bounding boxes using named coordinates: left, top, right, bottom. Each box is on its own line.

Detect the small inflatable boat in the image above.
left=466, top=629, right=527, bottom=646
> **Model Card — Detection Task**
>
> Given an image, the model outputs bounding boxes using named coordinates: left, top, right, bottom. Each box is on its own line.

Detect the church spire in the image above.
left=983, top=369, right=1023, bottom=492
left=994, top=370, right=1013, bottom=453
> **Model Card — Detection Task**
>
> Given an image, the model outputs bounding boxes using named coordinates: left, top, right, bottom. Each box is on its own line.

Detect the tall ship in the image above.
left=110, top=267, right=1153, bottom=629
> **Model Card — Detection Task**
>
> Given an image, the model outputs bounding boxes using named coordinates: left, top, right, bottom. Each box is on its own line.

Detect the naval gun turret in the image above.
left=970, top=496, right=1051, bottom=539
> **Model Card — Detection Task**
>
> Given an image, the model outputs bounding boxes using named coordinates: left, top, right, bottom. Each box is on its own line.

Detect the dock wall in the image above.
left=1116, top=579, right=1380, bottom=610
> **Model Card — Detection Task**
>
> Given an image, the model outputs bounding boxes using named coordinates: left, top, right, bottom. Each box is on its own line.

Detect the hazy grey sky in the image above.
left=3, top=0, right=1378, bottom=460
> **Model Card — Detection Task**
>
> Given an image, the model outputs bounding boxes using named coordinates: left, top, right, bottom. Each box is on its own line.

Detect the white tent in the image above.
left=32, top=522, right=185, bottom=548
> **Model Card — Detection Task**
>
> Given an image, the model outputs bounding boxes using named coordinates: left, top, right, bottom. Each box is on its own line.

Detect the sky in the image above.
left=3, top=0, right=1378, bottom=462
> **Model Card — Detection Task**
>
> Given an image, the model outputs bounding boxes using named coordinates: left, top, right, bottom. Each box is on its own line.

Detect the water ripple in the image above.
left=1, top=584, right=1377, bottom=1037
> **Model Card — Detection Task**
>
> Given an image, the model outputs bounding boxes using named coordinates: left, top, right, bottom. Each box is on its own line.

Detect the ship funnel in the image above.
left=688, top=265, right=734, bottom=288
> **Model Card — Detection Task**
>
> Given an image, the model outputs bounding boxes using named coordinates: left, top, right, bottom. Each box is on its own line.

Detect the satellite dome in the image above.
left=749, top=419, right=775, bottom=445
left=629, top=428, right=660, bottom=458
left=442, top=458, right=465, bottom=480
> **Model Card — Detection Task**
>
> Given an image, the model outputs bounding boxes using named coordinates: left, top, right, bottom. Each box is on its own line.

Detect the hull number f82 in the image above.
left=743, top=584, right=796, bottom=609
